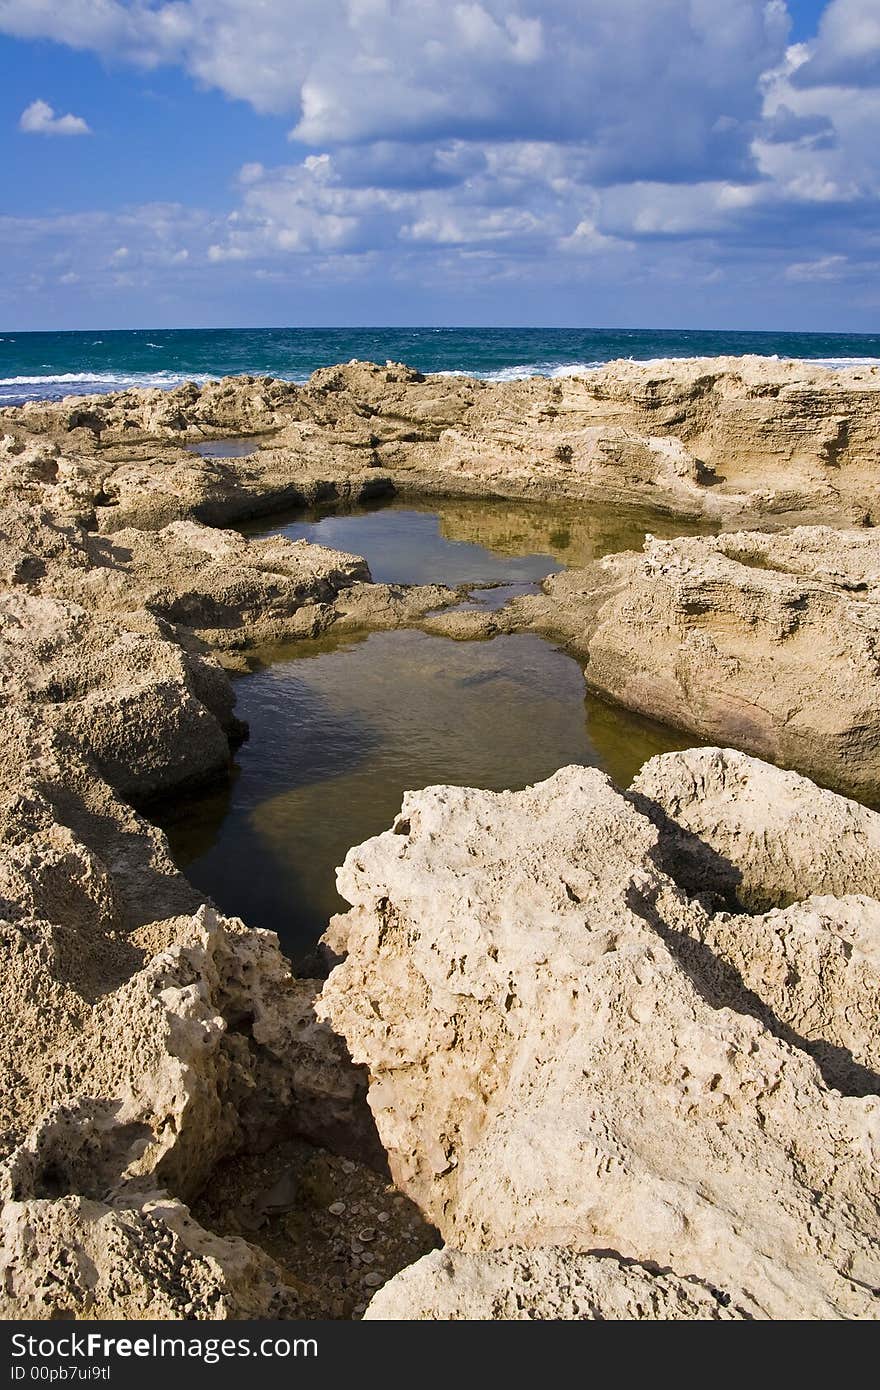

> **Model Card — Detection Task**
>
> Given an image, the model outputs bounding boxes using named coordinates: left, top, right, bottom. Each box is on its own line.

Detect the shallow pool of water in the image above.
left=158, top=496, right=714, bottom=959
left=243, top=494, right=715, bottom=588
left=158, top=628, right=691, bottom=959
left=189, top=437, right=260, bottom=458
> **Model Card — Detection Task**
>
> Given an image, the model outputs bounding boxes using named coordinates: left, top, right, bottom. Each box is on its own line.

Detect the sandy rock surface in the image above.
left=632, top=746, right=880, bottom=910
left=0, top=1192, right=297, bottom=1320
left=2, top=358, right=880, bottom=1319
left=505, top=525, right=880, bottom=801
left=319, top=761, right=880, bottom=1320
left=364, top=1246, right=751, bottom=1320
left=3, top=356, right=880, bottom=528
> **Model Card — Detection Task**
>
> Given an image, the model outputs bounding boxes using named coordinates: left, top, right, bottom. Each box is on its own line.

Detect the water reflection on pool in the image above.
left=158, top=495, right=716, bottom=958
left=158, top=628, right=691, bottom=957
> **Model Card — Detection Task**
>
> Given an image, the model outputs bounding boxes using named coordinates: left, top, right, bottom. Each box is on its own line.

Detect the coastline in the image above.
left=3, top=325, right=880, bottom=406
left=1, top=355, right=880, bottom=1319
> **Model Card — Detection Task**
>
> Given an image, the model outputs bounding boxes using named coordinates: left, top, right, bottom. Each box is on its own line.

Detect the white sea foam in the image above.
left=809, top=357, right=880, bottom=369
left=0, top=370, right=218, bottom=400
left=439, top=355, right=880, bottom=382
left=0, top=371, right=205, bottom=387
left=2, top=354, right=879, bottom=404
left=435, top=360, right=607, bottom=382
left=0, top=367, right=318, bottom=405
left=621, top=353, right=880, bottom=371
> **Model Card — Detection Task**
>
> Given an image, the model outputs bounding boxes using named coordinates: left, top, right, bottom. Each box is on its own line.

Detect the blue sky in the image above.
left=0, top=0, right=877, bottom=331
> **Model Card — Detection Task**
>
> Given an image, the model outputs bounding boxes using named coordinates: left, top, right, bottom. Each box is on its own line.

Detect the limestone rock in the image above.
left=2, top=356, right=880, bottom=1319
left=318, top=764, right=880, bottom=1319
left=631, top=746, right=880, bottom=910
left=364, top=1246, right=750, bottom=1320
left=4, top=357, right=880, bottom=526
left=521, top=527, right=880, bottom=802
left=631, top=748, right=880, bottom=1097
left=0, top=589, right=232, bottom=798
left=0, top=1192, right=299, bottom=1320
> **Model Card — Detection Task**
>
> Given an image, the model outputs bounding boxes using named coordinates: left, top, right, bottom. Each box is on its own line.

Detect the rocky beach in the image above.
left=1, top=356, right=879, bottom=1320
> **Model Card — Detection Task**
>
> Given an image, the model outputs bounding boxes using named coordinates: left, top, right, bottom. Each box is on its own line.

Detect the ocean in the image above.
left=1, top=326, right=879, bottom=407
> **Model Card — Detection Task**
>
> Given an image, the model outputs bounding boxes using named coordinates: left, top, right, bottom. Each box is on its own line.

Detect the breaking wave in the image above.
left=2, top=351, right=879, bottom=406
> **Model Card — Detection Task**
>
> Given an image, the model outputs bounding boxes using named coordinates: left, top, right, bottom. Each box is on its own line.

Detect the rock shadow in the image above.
left=625, top=881, right=880, bottom=1098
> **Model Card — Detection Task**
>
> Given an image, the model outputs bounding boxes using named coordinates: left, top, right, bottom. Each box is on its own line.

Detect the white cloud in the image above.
left=0, top=1, right=788, bottom=177
left=596, top=180, right=765, bottom=238
left=2, top=1, right=880, bottom=324
left=559, top=218, right=625, bottom=255
left=19, top=98, right=91, bottom=136
left=754, top=42, right=880, bottom=204
left=785, top=253, right=848, bottom=281
left=794, top=0, right=880, bottom=87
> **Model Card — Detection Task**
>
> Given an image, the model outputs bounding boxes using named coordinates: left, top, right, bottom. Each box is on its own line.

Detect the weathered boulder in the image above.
left=0, top=590, right=232, bottom=798
left=319, top=762, right=880, bottom=1319
left=0, top=1191, right=299, bottom=1320
left=0, top=502, right=398, bottom=796
left=519, top=527, right=880, bottom=802
left=631, top=746, right=880, bottom=911
left=0, top=895, right=378, bottom=1317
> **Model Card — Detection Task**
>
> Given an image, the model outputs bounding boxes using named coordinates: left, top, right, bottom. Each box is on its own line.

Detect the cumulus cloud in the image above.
left=1, top=1, right=879, bottom=324
left=201, top=147, right=637, bottom=267
left=19, top=98, right=91, bottom=135
left=754, top=43, right=880, bottom=206
left=0, top=0, right=790, bottom=180
left=793, top=0, right=880, bottom=87
left=785, top=253, right=848, bottom=281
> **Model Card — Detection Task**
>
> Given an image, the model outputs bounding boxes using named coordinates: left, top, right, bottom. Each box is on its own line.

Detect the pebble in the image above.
left=258, top=1171, right=297, bottom=1214
left=357, top=1227, right=376, bottom=1242
left=360, top=1251, right=375, bottom=1264
left=376, top=1212, right=390, bottom=1224
left=363, top=1271, right=385, bottom=1287
left=341, top=1160, right=357, bottom=1174
left=328, top=1201, right=346, bottom=1216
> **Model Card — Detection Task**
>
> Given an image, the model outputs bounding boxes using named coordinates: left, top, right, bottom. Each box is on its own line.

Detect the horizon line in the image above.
left=2, top=324, right=879, bottom=338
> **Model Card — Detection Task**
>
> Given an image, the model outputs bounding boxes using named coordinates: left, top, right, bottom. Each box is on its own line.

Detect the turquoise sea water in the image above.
left=2, top=326, right=880, bottom=406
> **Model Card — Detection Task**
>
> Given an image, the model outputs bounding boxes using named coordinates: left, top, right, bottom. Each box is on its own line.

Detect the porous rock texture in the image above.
left=318, top=760, right=880, bottom=1320
left=3, top=358, right=880, bottom=1319
left=0, top=501, right=400, bottom=1315
left=631, top=746, right=880, bottom=911
left=0, top=774, right=377, bottom=1320
left=507, top=525, right=880, bottom=802
left=3, top=356, right=880, bottom=529
left=364, top=1246, right=750, bottom=1320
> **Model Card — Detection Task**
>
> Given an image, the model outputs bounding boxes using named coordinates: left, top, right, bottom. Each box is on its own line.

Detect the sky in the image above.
left=0, top=0, right=878, bottom=331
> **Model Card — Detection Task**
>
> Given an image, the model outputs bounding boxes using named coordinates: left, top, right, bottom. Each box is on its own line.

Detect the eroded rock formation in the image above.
left=0, top=486, right=427, bottom=1316
left=4, top=356, right=880, bottom=529
left=2, top=358, right=880, bottom=1319
left=364, top=1246, right=751, bottom=1320
left=319, top=761, right=880, bottom=1320
left=496, top=525, right=880, bottom=802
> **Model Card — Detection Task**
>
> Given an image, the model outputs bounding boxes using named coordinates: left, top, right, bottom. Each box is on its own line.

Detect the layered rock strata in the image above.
left=4, top=356, right=880, bottom=529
